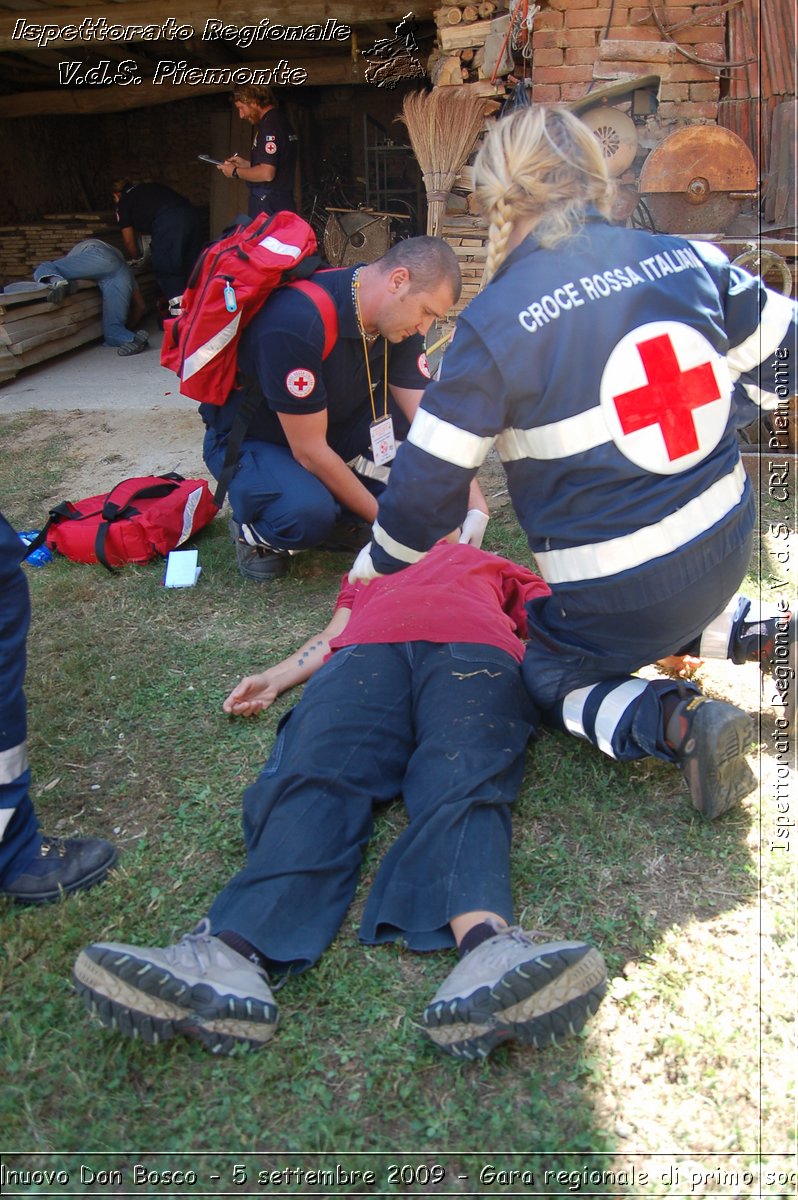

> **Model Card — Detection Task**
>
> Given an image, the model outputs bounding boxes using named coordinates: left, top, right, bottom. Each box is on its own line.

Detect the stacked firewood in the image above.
left=430, top=2, right=513, bottom=92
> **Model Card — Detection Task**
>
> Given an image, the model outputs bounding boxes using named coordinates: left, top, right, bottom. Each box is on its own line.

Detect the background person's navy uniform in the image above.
left=363, top=219, right=797, bottom=767
left=0, top=512, right=116, bottom=902
left=246, top=107, right=297, bottom=218
left=201, top=265, right=431, bottom=552
left=0, top=513, right=40, bottom=884
left=115, top=181, right=203, bottom=300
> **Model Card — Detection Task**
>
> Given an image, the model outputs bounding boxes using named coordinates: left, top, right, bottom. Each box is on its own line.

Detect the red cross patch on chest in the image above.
left=599, top=321, right=732, bottom=475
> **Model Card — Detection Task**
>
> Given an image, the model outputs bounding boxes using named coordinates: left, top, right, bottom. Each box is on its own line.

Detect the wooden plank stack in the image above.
left=0, top=270, right=158, bottom=385
left=440, top=215, right=489, bottom=318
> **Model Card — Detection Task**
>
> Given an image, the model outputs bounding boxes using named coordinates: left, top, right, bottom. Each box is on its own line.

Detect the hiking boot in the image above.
left=1, top=836, right=117, bottom=905
left=230, top=521, right=288, bottom=582
left=46, top=278, right=70, bottom=305
left=117, top=329, right=148, bottom=357
left=666, top=693, right=755, bottom=820
left=73, top=919, right=278, bottom=1054
left=235, top=540, right=288, bottom=582
left=422, top=928, right=607, bottom=1060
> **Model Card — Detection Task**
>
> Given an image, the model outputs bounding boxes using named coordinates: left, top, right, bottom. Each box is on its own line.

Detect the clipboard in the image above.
left=198, top=154, right=223, bottom=166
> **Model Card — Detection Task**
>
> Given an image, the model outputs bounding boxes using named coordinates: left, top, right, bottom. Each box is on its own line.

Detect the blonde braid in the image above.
left=483, top=194, right=515, bottom=285
left=475, top=106, right=614, bottom=275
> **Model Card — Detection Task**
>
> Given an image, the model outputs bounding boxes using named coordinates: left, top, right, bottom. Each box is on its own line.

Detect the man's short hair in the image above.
left=111, top=178, right=131, bottom=195
left=233, top=85, right=275, bottom=108
left=377, top=236, right=462, bottom=304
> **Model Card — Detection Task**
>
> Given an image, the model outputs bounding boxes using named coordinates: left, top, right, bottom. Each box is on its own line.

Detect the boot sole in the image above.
left=73, top=947, right=277, bottom=1054
left=422, top=943, right=607, bottom=1060
left=680, top=705, right=755, bottom=820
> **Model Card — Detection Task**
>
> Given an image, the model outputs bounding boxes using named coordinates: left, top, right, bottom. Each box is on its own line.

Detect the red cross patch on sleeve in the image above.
left=286, top=369, right=316, bottom=398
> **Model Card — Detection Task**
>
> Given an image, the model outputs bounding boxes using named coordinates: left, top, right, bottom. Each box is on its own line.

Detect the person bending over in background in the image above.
left=350, top=105, right=798, bottom=820
left=2, top=238, right=149, bottom=357
left=112, top=178, right=204, bottom=305
left=73, top=541, right=607, bottom=1061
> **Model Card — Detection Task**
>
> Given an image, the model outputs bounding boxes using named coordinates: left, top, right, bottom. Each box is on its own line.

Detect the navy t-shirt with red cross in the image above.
left=246, top=107, right=298, bottom=217
left=200, top=265, right=432, bottom=466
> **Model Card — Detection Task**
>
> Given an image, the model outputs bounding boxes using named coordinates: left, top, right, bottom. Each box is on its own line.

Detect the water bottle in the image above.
left=18, top=530, right=53, bottom=567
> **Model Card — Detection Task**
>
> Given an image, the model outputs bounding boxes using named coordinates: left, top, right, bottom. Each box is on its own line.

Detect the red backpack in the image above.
left=160, top=209, right=337, bottom=405
left=160, top=210, right=338, bottom=506
left=37, top=475, right=218, bottom=572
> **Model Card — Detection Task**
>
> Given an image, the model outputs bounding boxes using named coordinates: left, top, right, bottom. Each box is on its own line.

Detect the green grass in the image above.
left=0, top=416, right=794, bottom=1196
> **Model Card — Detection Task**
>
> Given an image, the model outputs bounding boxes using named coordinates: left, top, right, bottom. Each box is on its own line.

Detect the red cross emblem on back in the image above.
left=599, top=321, right=731, bottom=476
left=613, top=332, right=721, bottom=461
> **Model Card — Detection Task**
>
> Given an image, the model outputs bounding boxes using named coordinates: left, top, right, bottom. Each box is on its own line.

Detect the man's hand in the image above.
left=348, top=542, right=383, bottom=585
left=223, top=671, right=281, bottom=716
left=459, top=509, right=489, bottom=548
left=218, top=155, right=248, bottom=179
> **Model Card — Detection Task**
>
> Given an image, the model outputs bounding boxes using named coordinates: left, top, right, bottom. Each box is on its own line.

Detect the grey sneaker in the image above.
left=422, top=928, right=607, bottom=1060
left=46, top=278, right=70, bottom=305
left=666, top=693, right=755, bottom=820
left=73, top=919, right=278, bottom=1054
left=117, top=329, right=148, bottom=357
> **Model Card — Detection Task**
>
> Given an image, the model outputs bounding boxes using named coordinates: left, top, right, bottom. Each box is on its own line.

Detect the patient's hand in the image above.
left=223, top=671, right=281, bottom=716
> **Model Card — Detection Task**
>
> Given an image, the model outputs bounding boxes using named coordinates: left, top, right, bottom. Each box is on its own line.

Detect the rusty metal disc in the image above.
left=642, top=191, right=746, bottom=235
left=639, top=125, right=756, bottom=194
left=580, top=106, right=639, bottom=176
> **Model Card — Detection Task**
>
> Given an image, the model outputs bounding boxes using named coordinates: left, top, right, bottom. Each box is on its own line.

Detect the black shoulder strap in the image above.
left=20, top=501, right=80, bottom=560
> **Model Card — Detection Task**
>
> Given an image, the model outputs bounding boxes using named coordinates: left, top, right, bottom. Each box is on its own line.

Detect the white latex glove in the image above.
left=458, top=509, right=489, bottom=548
left=348, top=542, right=384, bottom=585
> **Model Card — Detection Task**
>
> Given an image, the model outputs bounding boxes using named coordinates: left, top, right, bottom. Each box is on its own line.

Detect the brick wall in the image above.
left=531, top=0, right=727, bottom=149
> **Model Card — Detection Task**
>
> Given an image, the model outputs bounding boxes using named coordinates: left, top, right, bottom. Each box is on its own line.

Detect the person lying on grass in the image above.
left=73, top=539, right=608, bottom=1060
left=72, top=537, right=766, bottom=1058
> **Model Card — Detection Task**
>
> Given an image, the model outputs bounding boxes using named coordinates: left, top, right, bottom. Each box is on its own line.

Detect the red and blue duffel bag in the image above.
left=38, top=473, right=218, bottom=571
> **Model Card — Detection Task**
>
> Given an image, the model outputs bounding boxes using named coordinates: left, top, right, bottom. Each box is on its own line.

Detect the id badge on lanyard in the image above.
left=370, top=415, right=396, bottom=466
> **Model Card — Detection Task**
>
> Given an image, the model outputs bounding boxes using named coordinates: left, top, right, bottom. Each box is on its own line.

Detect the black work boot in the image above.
left=1, top=836, right=118, bottom=905
left=666, top=693, right=755, bottom=820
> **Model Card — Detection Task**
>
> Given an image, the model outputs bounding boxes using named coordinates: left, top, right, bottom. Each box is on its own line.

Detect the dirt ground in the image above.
left=55, top=406, right=207, bottom=500
left=0, top=324, right=207, bottom=500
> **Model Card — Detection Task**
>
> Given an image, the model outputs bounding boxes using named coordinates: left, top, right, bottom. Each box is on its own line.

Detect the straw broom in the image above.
left=398, top=89, right=491, bottom=238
